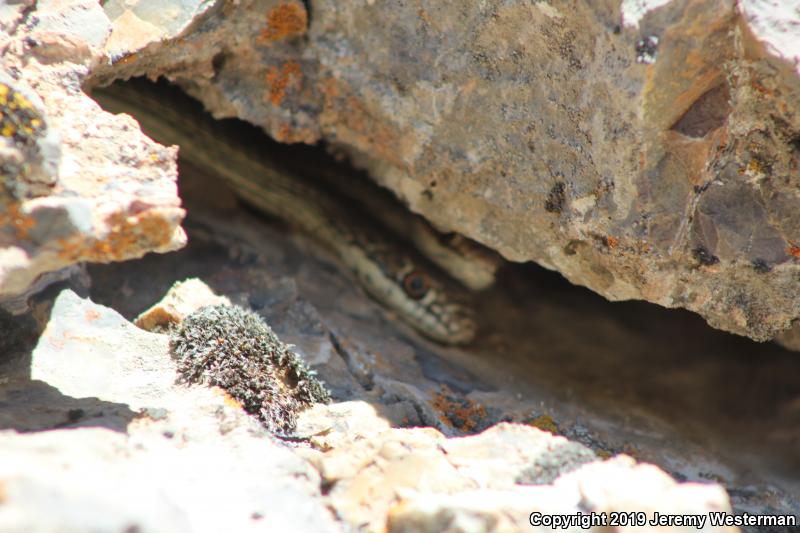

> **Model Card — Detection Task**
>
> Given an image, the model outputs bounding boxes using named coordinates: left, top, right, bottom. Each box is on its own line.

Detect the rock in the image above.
left=440, top=423, right=599, bottom=489
left=5, top=255, right=793, bottom=532
left=387, top=457, right=737, bottom=532
left=0, top=289, right=341, bottom=532
left=81, top=0, right=800, bottom=343
left=0, top=1, right=185, bottom=311
left=135, top=277, right=231, bottom=332
left=775, top=323, right=800, bottom=352
left=85, top=202, right=800, bottom=523
left=294, top=405, right=737, bottom=532
left=2, top=1, right=797, bottom=528
left=5, top=0, right=800, bottom=340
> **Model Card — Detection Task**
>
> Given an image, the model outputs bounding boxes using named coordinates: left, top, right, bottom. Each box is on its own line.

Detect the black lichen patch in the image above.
left=170, top=304, right=330, bottom=435
left=751, top=258, right=772, bottom=274
left=692, top=246, right=719, bottom=266
left=516, top=441, right=597, bottom=485
left=544, top=181, right=566, bottom=213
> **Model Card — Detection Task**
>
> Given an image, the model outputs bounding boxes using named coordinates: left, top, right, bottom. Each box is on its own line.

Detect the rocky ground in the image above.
left=1, top=0, right=799, bottom=531
left=1, top=161, right=797, bottom=531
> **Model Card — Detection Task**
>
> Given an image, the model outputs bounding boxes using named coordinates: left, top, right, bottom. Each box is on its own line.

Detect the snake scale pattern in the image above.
left=92, top=79, right=489, bottom=344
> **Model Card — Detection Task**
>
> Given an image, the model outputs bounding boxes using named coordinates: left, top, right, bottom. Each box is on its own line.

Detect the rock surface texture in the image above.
left=1, top=2, right=799, bottom=531
left=87, top=0, right=800, bottom=343
left=0, top=289, right=740, bottom=532
left=1, top=1, right=799, bottom=340
left=0, top=1, right=185, bottom=311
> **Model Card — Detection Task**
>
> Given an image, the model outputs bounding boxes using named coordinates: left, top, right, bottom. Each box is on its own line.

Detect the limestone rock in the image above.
left=296, top=403, right=736, bottom=532
left=80, top=0, right=800, bottom=343
left=5, top=0, right=799, bottom=340
left=135, top=277, right=231, bottom=332
left=387, top=458, right=737, bottom=533
left=0, top=0, right=185, bottom=311
left=0, top=269, right=772, bottom=532
left=0, top=289, right=341, bottom=533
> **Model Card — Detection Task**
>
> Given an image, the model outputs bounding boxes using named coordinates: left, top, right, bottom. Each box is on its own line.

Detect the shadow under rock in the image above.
left=474, top=262, right=800, bottom=486
left=0, top=379, right=138, bottom=433
left=0, top=292, right=139, bottom=434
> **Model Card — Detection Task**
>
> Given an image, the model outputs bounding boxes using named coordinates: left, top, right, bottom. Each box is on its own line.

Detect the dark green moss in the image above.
left=169, top=304, right=330, bottom=435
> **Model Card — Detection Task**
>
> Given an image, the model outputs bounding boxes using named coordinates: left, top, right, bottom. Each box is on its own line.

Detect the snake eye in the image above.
left=402, top=270, right=430, bottom=300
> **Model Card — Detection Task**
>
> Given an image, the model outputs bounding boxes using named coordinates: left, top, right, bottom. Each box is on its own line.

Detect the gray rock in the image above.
left=0, top=290, right=342, bottom=533
left=0, top=1, right=185, bottom=310
left=5, top=0, right=800, bottom=341
left=515, top=440, right=598, bottom=485
left=83, top=0, right=800, bottom=343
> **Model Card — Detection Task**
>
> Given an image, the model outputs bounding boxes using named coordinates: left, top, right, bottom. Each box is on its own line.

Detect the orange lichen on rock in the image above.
left=265, top=61, right=302, bottom=106
left=429, top=385, right=487, bottom=432
left=0, top=203, right=37, bottom=240
left=273, top=121, right=317, bottom=144
left=788, top=243, right=800, bottom=258
left=318, top=78, right=410, bottom=169
left=258, top=3, right=307, bottom=43
left=112, top=52, right=139, bottom=66
left=58, top=208, right=179, bottom=263
left=212, top=386, right=245, bottom=410
left=84, top=308, right=101, bottom=322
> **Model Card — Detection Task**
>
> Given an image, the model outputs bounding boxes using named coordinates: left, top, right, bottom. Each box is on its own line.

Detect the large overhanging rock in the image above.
left=5, top=0, right=800, bottom=343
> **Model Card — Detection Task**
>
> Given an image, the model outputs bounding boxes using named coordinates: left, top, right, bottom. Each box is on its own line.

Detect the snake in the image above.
left=91, top=79, right=492, bottom=345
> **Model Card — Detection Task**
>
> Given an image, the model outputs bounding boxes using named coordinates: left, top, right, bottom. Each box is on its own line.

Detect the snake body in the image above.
left=92, top=80, right=478, bottom=344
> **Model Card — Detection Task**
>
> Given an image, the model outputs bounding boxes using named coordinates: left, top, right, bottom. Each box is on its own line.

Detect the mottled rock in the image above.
left=0, top=289, right=341, bottom=533
left=0, top=0, right=185, bottom=310
left=81, top=0, right=800, bottom=343
left=135, top=277, right=231, bottom=331
left=387, top=457, right=737, bottom=533
left=295, top=402, right=737, bottom=532
left=88, top=195, right=800, bottom=522
left=5, top=0, right=800, bottom=340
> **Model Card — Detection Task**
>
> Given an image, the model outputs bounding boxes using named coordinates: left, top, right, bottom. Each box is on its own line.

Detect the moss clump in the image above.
left=169, top=304, right=330, bottom=435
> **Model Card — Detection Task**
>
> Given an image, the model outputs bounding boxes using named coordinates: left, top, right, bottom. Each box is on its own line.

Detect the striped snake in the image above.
left=92, top=79, right=498, bottom=344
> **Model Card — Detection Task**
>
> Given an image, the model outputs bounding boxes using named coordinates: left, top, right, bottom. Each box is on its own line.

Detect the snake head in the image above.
left=397, top=267, right=477, bottom=345
left=353, top=245, right=477, bottom=345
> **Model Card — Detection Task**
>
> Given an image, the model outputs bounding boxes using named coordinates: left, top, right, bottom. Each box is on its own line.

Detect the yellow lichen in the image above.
left=0, top=82, right=45, bottom=146
left=525, top=414, right=559, bottom=435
